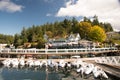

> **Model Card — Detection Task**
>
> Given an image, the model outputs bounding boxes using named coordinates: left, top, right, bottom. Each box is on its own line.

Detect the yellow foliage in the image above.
left=90, top=25, right=106, bottom=42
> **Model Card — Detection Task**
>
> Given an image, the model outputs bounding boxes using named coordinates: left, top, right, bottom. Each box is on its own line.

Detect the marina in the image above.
left=0, top=48, right=119, bottom=80
left=0, top=57, right=119, bottom=80
left=0, top=0, right=120, bottom=80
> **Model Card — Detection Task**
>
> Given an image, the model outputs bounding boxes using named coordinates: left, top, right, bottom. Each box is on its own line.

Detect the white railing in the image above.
left=95, top=56, right=120, bottom=66
left=0, top=47, right=118, bottom=54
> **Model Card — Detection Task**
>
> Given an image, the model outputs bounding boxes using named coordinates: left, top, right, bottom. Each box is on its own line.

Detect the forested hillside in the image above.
left=13, top=16, right=113, bottom=48
left=0, top=16, right=115, bottom=48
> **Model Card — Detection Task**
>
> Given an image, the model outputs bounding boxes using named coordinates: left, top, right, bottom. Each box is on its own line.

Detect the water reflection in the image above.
left=0, top=67, right=60, bottom=80
left=0, top=66, right=117, bottom=80
left=0, top=58, right=118, bottom=80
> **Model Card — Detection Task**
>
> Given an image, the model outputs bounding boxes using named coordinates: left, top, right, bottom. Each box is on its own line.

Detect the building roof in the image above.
left=67, top=33, right=81, bottom=41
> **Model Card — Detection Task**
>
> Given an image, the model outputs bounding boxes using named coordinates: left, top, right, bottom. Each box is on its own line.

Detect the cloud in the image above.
left=56, top=0, right=120, bottom=31
left=0, top=0, right=24, bottom=13
left=46, top=13, right=52, bottom=17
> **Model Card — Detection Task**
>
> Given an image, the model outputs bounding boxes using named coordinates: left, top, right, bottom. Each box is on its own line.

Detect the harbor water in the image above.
left=0, top=58, right=119, bottom=80
left=0, top=66, right=118, bottom=80
left=0, top=67, right=60, bottom=80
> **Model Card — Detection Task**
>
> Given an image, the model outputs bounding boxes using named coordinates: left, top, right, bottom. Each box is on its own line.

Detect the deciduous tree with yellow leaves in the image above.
left=78, top=21, right=92, bottom=39
left=89, top=26, right=106, bottom=42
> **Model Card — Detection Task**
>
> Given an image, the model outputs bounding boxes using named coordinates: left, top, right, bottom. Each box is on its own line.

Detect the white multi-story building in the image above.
left=47, top=33, right=81, bottom=48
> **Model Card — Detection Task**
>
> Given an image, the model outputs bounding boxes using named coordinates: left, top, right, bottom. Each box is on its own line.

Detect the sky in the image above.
left=0, top=0, right=120, bottom=35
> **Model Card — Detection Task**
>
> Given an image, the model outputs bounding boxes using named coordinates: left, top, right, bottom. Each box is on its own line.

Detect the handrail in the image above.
left=0, top=47, right=118, bottom=54
left=95, top=56, right=120, bottom=66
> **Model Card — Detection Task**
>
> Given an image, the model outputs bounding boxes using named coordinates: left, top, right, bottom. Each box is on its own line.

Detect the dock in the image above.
left=86, top=60, right=120, bottom=79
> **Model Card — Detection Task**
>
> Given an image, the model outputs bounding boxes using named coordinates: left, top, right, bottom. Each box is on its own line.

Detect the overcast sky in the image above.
left=0, top=0, right=120, bottom=35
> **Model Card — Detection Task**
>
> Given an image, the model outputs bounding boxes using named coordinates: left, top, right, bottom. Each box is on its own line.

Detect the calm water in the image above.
left=0, top=66, right=118, bottom=80
left=0, top=67, right=60, bottom=80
